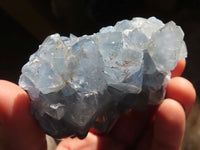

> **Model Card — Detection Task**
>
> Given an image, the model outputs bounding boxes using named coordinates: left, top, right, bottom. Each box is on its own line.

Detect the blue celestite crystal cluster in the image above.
left=19, top=17, right=187, bottom=139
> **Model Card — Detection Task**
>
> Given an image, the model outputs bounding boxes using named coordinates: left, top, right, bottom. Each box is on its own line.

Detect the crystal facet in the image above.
left=19, top=17, right=187, bottom=139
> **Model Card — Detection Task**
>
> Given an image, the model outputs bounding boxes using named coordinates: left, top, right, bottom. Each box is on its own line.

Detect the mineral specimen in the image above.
left=19, top=17, right=187, bottom=139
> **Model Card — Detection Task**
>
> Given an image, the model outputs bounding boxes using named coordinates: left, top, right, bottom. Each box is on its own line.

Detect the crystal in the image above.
left=19, top=17, right=187, bottom=139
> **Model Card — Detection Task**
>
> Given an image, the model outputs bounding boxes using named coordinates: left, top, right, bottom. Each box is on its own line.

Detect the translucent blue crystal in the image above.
left=19, top=17, right=187, bottom=139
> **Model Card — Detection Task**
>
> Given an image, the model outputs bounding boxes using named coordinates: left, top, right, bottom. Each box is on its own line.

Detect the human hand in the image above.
left=0, top=60, right=196, bottom=150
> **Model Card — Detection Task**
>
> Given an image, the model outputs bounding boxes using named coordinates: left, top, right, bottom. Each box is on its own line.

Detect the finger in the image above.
left=56, top=132, right=126, bottom=150
left=56, top=133, right=98, bottom=150
left=0, top=80, right=46, bottom=150
left=151, top=99, right=185, bottom=150
left=109, top=107, right=156, bottom=146
left=171, top=60, right=186, bottom=77
left=166, top=77, right=196, bottom=117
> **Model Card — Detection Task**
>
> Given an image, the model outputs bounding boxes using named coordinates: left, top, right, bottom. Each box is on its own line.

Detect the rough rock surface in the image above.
left=19, top=17, right=187, bottom=139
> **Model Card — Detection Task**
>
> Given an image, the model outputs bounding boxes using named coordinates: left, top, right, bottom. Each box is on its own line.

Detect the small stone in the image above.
left=19, top=17, right=187, bottom=139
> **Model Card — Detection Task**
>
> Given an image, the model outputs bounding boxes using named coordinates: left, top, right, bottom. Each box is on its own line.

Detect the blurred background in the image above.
left=0, top=0, right=199, bottom=149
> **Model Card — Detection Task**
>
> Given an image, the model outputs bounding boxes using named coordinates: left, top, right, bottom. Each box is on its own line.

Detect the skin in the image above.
left=0, top=60, right=196, bottom=150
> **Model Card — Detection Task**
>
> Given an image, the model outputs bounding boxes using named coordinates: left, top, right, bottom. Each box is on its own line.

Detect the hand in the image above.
left=0, top=60, right=196, bottom=150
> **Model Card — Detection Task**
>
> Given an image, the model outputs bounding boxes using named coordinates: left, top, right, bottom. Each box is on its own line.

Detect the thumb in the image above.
left=0, top=80, right=46, bottom=150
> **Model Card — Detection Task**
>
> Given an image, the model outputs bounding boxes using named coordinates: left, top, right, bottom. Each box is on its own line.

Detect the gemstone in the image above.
left=19, top=17, right=187, bottom=139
